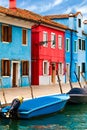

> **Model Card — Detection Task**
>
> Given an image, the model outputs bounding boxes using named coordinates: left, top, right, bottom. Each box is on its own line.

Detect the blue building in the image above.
left=65, top=30, right=78, bottom=83
left=45, top=12, right=86, bottom=83
left=83, top=20, right=87, bottom=81
left=0, top=5, right=40, bottom=88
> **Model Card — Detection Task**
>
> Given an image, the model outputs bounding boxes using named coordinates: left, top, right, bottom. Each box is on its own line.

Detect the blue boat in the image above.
left=1, top=94, right=69, bottom=119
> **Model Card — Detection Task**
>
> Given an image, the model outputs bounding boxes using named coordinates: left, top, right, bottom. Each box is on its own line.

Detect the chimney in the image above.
left=9, top=0, right=16, bottom=9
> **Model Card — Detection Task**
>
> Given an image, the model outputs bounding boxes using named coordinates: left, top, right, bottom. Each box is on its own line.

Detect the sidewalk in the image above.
left=0, top=82, right=84, bottom=105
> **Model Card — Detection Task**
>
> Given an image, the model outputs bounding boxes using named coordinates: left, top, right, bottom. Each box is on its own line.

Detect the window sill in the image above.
left=43, top=45, right=48, bottom=47
left=22, top=75, right=28, bottom=77
left=2, top=76, right=10, bottom=78
left=22, top=44, right=28, bottom=46
left=2, top=41, right=10, bottom=44
left=51, top=46, right=56, bottom=48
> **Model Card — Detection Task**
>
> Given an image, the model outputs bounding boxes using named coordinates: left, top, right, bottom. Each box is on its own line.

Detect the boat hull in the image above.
left=67, top=88, right=87, bottom=104
left=69, top=94, right=87, bottom=104
left=18, top=100, right=67, bottom=119
left=1, top=94, right=69, bottom=119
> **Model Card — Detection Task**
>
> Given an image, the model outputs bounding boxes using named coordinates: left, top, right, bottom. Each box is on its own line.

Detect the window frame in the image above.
left=74, top=40, right=77, bottom=53
left=58, top=62, right=63, bottom=75
left=58, top=35, right=62, bottom=49
left=1, top=59, right=10, bottom=76
left=43, top=31, right=48, bottom=47
left=78, top=39, right=81, bottom=50
left=43, top=61, right=49, bottom=75
left=82, top=39, right=85, bottom=50
left=22, top=60, right=29, bottom=76
left=2, top=24, right=12, bottom=43
left=22, top=28, right=28, bottom=46
left=66, top=38, right=70, bottom=52
left=51, top=33, right=56, bottom=48
left=78, top=19, right=81, bottom=28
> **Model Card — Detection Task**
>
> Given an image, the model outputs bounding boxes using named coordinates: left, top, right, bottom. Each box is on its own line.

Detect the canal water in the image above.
left=0, top=103, right=87, bottom=130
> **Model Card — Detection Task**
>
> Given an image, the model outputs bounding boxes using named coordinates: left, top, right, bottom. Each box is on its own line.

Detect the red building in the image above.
left=32, top=18, right=67, bottom=85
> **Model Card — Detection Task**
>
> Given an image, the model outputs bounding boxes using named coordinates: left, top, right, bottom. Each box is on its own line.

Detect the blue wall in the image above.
left=0, top=23, right=31, bottom=88
left=65, top=30, right=78, bottom=82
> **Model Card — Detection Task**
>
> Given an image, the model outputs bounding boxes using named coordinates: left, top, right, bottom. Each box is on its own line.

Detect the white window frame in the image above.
left=58, top=35, right=62, bottom=49
left=43, top=61, right=49, bottom=75
left=66, top=38, right=70, bottom=52
left=51, top=33, right=56, bottom=48
left=43, top=31, right=48, bottom=47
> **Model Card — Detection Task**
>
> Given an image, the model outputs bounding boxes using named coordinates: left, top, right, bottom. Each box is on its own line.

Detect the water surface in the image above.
left=0, top=104, right=87, bottom=130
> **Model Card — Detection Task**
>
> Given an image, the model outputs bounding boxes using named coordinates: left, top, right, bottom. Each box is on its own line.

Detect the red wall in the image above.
left=31, top=25, right=65, bottom=85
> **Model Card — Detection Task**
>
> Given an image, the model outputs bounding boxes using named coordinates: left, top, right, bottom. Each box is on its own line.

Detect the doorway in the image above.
left=51, top=63, right=56, bottom=83
left=12, top=61, right=20, bottom=87
left=66, top=64, right=70, bottom=82
left=78, top=66, right=80, bottom=81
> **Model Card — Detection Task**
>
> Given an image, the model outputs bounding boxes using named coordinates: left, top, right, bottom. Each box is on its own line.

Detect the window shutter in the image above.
left=1, top=60, right=4, bottom=76
left=22, top=61, right=23, bottom=75
left=22, top=29, right=26, bottom=45
left=26, top=61, right=29, bottom=75
left=8, top=26, right=12, bottom=42
left=7, top=60, right=10, bottom=76
left=1, top=25, right=4, bottom=42
left=22, top=61, right=29, bottom=75
left=0, top=24, right=2, bottom=42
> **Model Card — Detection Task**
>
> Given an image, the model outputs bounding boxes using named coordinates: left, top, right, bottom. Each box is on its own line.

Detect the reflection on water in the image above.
left=0, top=104, right=87, bottom=130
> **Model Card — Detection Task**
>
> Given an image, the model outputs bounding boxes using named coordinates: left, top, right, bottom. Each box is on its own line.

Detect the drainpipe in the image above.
left=70, top=31, right=73, bottom=82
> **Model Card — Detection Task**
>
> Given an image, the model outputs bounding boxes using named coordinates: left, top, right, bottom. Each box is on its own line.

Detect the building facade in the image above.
left=32, top=23, right=67, bottom=85
left=45, top=12, right=86, bottom=83
left=0, top=0, right=41, bottom=88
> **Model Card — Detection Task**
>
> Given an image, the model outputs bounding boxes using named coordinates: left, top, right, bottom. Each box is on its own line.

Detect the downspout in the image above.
left=70, top=31, right=73, bottom=82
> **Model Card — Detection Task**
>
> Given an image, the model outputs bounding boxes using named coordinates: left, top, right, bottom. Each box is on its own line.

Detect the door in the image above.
left=51, top=64, right=56, bottom=83
left=66, top=64, right=70, bottom=82
left=12, top=63, right=18, bottom=87
left=78, top=66, right=80, bottom=81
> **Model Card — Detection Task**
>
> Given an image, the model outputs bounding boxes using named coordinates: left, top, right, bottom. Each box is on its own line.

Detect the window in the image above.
left=22, top=29, right=27, bottom=45
left=78, top=39, right=81, bottom=50
left=58, top=35, right=62, bottom=49
left=82, top=63, right=85, bottom=73
left=82, top=40, right=85, bottom=50
left=58, top=63, right=63, bottom=75
left=51, top=33, right=56, bottom=47
left=2, top=25, right=12, bottom=42
left=43, top=31, right=48, bottom=46
left=66, top=39, right=70, bottom=52
left=74, top=40, right=77, bottom=52
left=1, top=60, right=10, bottom=76
left=22, top=61, right=29, bottom=75
left=43, top=61, right=49, bottom=75
left=78, top=19, right=81, bottom=28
